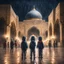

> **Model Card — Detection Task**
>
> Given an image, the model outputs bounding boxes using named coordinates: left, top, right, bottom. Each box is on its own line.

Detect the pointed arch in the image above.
left=10, top=22, right=16, bottom=39
left=54, top=20, right=60, bottom=42
left=27, top=27, right=40, bottom=40
left=0, top=17, right=7, bottom=35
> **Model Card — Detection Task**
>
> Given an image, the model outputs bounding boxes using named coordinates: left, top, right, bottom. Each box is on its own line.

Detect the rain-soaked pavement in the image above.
left=0, top=47, right=64, bottom=64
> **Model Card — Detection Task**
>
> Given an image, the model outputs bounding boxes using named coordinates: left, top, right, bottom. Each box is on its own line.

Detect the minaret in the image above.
left=33, top=5, right=36, bottom=10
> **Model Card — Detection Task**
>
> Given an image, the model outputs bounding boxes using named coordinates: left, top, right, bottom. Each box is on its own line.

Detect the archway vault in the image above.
left=54, top=21, right=60, bottom=42
left=49, top=24, right=52, bottom=36
left=27, top=27, right=40, bottom=40
left=10, top=22, right=16, bottom=39
left=0, top=17, right=7, bottom=35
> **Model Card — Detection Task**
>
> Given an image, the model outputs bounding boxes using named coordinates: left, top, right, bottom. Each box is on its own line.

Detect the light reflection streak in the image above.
left=15, top=36, right=21, bottom=43
left=51, top=50, right=55, bottom=64
left=4, top=54, right=9, bottom=64
left=16, top=50, right=21, bottom=64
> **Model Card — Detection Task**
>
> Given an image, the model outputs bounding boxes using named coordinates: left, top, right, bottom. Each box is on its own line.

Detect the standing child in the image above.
left=10, top=40, right=14, bottom=50
left=29, top=36, right=36, bottom=60
left=21, top=36, right=28, bottom=60
left=37, top=36, right=44, bottom=59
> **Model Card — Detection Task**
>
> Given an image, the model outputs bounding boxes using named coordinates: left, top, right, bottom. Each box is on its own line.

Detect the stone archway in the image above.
left=0, top=17, right=7, bottom=45
left=49, top=24, right=52, bottom=36
left=0, top=17, right=7, bottom=35
left=27, top=27, right=40, bottom=40
left=54, top=22, right=60, bottom=42
left=10, top=22, right=16, bottom=39
left=18, top=31, right=23, bottom=38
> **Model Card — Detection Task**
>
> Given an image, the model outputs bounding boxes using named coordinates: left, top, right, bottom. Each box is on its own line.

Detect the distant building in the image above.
left=1, top=2, right=64, bottom=47
left=19, top=7, right=48, bottom=40
left=0, top=5, right=48, bottom=46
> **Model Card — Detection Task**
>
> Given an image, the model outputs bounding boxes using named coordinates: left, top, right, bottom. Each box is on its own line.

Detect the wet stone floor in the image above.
left=0, top=47, right=64, bottom=64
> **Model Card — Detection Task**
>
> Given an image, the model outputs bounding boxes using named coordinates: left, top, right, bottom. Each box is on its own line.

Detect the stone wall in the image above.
left=48, top=2, right=64, bottom=46
left=19, top=19, right=48, bottom=40
left=0, top=5, right=19, bottom=43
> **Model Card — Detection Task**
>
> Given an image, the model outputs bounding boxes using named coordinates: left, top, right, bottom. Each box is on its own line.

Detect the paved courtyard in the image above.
left=0, top=47, right=64, bottom=64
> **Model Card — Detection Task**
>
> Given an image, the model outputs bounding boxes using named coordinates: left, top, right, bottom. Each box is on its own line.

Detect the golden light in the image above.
left=43, top=35, right=57, bottom=45
left=43, top=37, right=50, bottom=42
left=29, top=34, right=38, bottom=45
left=16, top=51, right=21, bottom=64
left=4, top=54, right=9, bottom=64
left=51, top=50, right=55, bottom=64
left=15, top=36, right=21, bottom=43
left=3, top=34, right=9, bottom=39
left=51, top=35, right=56, bottom=40
left=44, top=35, right=56, bottom=42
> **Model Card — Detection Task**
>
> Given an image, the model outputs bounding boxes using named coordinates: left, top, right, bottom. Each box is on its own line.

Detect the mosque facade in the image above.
left=0, top=2, right=64, bottom=47
left=19, top=8, right=48, bottom=41
left=0, top=4, right=48, bottom=46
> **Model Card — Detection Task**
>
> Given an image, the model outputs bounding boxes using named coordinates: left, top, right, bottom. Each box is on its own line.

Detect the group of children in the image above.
left=21, top=36, right=44, bottom=60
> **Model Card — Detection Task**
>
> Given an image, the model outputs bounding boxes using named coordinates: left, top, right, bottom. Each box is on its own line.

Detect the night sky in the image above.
left=0, top=0, right=64, bottom=21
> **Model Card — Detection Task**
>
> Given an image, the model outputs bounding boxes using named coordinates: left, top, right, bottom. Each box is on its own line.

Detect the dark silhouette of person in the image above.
left=48, top=40, right=52, bottom=48
left=21, top=36, right=28, bottom=60
left=3, top=40, right=6, bottom=49
left=29, top=36, right=36, bottom=60
left=7, top=42, right=9, bottom=48
left=37, top=36, right=44, bottom=59
left=55, top=40, right=58, bottom=47
left=15, top=40, right=17, bottom=48
left=10, top=40, right=14, bottom=49
left=53, top=41, right=56, bottom=48
left=53, top=40, right=58, bottom=48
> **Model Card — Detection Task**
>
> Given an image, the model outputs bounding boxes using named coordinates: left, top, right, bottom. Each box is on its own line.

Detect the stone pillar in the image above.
left=62, top=23, right=64, bottom=47
left=52, top=23, right=55, bottom=46
left=6, top=26, right=10, bottom=48
left=60, top=23, right=62, bottom=46
left=48, top=24, right=50, bottom=44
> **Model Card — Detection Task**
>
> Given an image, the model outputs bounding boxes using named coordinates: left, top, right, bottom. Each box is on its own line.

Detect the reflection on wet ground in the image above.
left=0, top=47, right=64, bottom=64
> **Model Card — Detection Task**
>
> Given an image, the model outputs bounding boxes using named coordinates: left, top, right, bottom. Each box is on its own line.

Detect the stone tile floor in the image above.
left=0, top=47, right=64, bottom=64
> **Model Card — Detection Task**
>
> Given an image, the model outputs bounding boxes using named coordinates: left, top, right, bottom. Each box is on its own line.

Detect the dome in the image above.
left=25, top=7, right=42, bottom=19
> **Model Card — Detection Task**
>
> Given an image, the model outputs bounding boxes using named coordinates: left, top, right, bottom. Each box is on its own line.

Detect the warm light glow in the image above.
left=4, top=54, right=9, bottom=64
left=29, top=34, right=38, bottom=45
left=43, top=37, right=50, bottom=42
left=51, top=35, right=56, bottom=40
left=51, top=50, right=55, bottom=64
left=29, top=34, right=37, bottom=40
left=15, top=36, right=21, bottom=43
left=43, top=35, right=57, bottom=45
left=43, top=35, right=56, bottom=42
left=16, top=51, right=21, bottom=64
left=3, top=34, right=9, bottom=39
